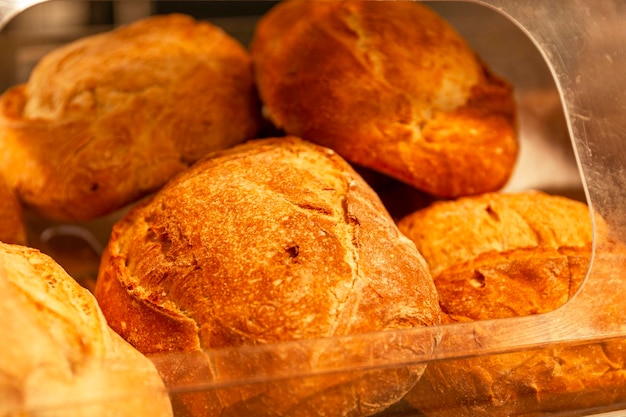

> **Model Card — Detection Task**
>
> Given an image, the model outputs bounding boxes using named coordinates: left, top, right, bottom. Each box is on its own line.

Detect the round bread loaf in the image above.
left=0, top=175, right=26, bottom=245
left=0, top=242, right=172, bottom=417
left=251, top=0, right=517, bottom=198
left=398, top=191, right=594, bottom=318
left=0, top=13, right=260, bottom=221
left=94, top=136, right=441, bottom=417
left=398, top=191, right=626, bottom=416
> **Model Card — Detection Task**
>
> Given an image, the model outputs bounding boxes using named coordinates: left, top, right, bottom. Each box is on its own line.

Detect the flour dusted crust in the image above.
left=399, top=192, right=626, bottom=416
left=0, top=175, right=26, bottom=245
left=94, top=136, right=440, bottom=417
left=0, top=242, right=172, bottom=417
left=251, top=0, right=517, bottom=197
left=0, top=13, right=260, bottom=221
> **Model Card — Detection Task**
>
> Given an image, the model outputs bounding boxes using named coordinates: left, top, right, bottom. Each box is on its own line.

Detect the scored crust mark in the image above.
left=291, top=202, right=334, bottom=217
left=147, top=227, right=173, bottom=256
left=285, top=244, right=299, bottom=260
left=111, top=207, right=203, bottom=342
left=485, top=204, right=500, bottom=222
left=519, top=210, right=544, bottom=247
left=348, top=3, right=459, bottom=161
left=340, top=4, right=386, bottom=85
left=254, top=143, right=365, bottom=337
left=470, top=270, right=487, bottom=289
left=331, top=175, right=363, bottom=336
left=340, top=4, right=435, bottom=154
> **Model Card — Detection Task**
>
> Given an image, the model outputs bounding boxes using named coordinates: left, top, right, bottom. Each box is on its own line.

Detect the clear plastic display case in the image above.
left=1, top=1, right=626, bottom=416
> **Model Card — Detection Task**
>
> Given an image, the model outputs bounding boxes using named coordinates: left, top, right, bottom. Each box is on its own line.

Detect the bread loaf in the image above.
left=94, top=136, right=441, bottom=417
left=0, top=242, right=172, bottom=417
left=0, top=175, right=26, bottom=245
left=398, top=191, right=626, bottom=416
left=251, top=0, right=517, bottom=197
left=398, top=191, right=594, bottom=319
left=0, top=13, right=260, bottom=221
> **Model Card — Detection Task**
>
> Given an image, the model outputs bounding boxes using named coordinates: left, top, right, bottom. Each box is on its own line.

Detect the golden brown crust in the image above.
left=404, top=248, right=626, bottom=417
left=398, top=191, right=594, bottom=323
left=0, top=242, right=172, bottom=416
left=436, top=246, right=589, bottom=320
left=0, top=13, right=260, bottom=221
left=95, top=136, right=441, bottom=417
left=398, top=192, right=626, bottom=416
left=251, top=0, right=517, bottom=197
left=0, top=175, right=26, bottom=245
left=398, top=191, right=593, bottom=276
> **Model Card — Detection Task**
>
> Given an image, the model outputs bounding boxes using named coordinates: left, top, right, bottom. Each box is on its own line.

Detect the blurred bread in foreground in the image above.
left=0, top=242, right=172, bottom=417
left=251, top=0, right=517, bottom=198
left=94, top=136, right=441, bottom=417
left=0, top=13, right=260, bottom=221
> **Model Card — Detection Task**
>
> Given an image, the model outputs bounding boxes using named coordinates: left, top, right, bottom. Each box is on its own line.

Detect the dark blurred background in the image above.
left=0, top=0, right=280, bottom=90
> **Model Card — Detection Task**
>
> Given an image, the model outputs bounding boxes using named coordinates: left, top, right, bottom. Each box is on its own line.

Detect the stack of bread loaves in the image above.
left=0, top=11, right=261, bottom=416
left=82, top=3, right=503, bottom=415
left=2, top=1, right=622, bottom=417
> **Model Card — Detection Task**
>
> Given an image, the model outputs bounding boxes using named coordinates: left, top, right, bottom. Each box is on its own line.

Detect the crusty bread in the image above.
left=404, top=248, right=626, bottom=417
left=398, top=191, right=594, bottom=318
left=0, top=13, right=260, bottom=221
left=398, top=191, right=626, bottom=416
left=399, top=190, right=593, bottom=277
left=251, top=0, right=517, bottom=198
left=0, top=175, right=26, bottom=245
left=0, top=242, right=172, bottom=417
left=94, top=136, right=441, bottom=417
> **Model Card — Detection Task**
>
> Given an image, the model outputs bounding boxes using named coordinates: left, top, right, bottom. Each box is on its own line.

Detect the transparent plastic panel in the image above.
left=1, top=1, right=626, bottom=416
